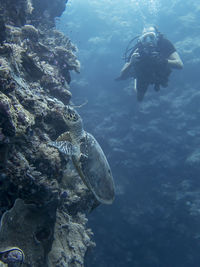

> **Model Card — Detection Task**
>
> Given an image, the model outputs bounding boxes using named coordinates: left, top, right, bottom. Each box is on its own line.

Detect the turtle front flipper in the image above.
left=56, top=131, right=72, bottom=142
left=49, top=140, right=78, bottom=156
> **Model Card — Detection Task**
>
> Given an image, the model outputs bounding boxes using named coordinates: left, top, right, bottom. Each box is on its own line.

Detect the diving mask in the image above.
left=139, top=31, right=158, bottom=47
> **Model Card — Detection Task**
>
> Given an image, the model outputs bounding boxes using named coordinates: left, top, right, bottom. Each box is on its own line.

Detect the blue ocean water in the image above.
left=58, top=1, right=200, bottom=266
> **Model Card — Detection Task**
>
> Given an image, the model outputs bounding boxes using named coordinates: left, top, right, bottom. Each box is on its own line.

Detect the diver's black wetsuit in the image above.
left=133, top=36, right=176, bottom=101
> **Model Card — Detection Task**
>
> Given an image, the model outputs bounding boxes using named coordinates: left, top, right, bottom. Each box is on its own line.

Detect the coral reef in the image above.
left=0, top=0, right=96, bottom=266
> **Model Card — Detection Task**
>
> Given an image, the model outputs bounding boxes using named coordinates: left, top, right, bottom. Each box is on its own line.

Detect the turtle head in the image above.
left=64, top=106, right=84, bottom=138
left=65, top=105, right=80, bottom=122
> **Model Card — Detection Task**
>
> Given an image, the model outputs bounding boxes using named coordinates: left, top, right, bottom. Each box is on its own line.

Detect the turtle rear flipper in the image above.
left=49, top=141, right=78, bottom=156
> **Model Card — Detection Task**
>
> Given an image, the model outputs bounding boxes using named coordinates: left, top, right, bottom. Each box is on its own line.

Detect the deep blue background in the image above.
left=57, top=1, right=200, bottom=266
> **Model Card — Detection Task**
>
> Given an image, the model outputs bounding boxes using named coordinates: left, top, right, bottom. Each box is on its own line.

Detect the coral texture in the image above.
left=0, top=0, right=95, bottom=266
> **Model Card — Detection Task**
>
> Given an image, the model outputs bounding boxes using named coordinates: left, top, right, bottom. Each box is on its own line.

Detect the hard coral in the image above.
left=0, top=0, right=95, bottom=266
left=22, top=24, right=38, bottom=41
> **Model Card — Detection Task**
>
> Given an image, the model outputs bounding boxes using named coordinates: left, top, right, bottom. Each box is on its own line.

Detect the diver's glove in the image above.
left=130, top=52, right=141, bottom=63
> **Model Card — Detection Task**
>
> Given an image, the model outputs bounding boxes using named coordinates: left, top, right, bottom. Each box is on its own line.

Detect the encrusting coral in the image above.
left=0, top=0, right=97, bottom=266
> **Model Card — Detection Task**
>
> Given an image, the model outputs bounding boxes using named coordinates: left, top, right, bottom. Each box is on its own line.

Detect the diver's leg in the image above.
left=136, top=80, right=148, bottom=102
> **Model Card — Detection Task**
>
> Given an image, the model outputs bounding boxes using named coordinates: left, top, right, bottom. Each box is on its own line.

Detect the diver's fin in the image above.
left=49, top=141, right=77, bottom=156
left=56, top=131, right=72, bottom=142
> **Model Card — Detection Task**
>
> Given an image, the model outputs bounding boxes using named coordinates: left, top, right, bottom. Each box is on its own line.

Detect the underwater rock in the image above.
left=0, top=91, right=35, bottom=137
left=0, top=198, right=56, bottom=266
left=21, top=24, right=39, bottom=41
left=48, top=85, right=72, bottom=105
left=31, top=0, right=68, bottom=26
left=0, top=0, right=99, bottom=267
left=0, top=17, right=6, bottom=44
left=0, top=0, right=98, bottom=266
left=0, top=93, right=16, bottom=137
left=21, top=52, right=44, bottom=80
left=0, top=0, right=33, bottom=27
left=48, top=210, right=95, bottom=267
left=0, top=0, right=99, bottom=266
left=55, top=46, right=81, bottom=74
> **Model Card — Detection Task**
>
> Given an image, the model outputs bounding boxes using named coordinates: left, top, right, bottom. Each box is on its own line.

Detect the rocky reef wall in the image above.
left=0, top=0, right=95, bottom=266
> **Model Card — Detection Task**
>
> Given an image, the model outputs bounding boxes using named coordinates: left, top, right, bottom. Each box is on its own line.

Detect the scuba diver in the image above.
left=116, top=26, right=183, bottom=101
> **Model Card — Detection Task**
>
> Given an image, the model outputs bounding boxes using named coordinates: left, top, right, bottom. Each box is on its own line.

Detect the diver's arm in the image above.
left=167, top=51, right=183, bottom=69
left=116, top=50, right=140, bottom=81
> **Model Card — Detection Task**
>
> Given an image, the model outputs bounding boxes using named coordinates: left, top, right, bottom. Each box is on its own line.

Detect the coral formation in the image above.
left=0, top=0, right=97, bottom=266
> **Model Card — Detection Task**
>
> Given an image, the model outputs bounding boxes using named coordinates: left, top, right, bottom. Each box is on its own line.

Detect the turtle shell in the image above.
left=73, top=132, right=115, bottom=204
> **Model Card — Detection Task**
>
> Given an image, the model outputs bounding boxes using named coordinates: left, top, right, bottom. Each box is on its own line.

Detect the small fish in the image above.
left=0, top=247, right=24, bottom=266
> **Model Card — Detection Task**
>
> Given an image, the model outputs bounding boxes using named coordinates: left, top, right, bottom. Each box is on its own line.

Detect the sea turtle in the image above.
left=0, top=247, right=24, bottom=266
left=49, top=106, right=115, bottom=204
